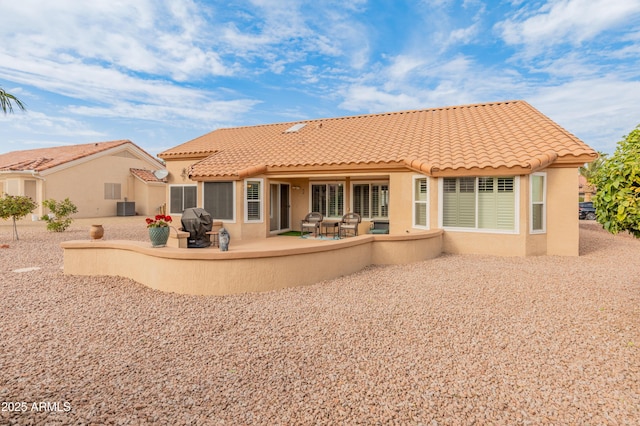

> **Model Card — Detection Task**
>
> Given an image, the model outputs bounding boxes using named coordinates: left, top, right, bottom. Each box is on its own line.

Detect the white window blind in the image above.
left=311, top=183, right=344, bottom=218
left=443, top=177, right=476, bottom=227
left=353, top=183, right=389, bottom=219
left=328, top=184, right=343, bottom=217
left=531, top=174, right=546, bottom=232
left=353, top=184, right=370, bottom=218
left=245, top=180, right=262, bottom=222
left=104, top=183, right=121, bottom=200
left=413, top=177, right=428, bottom=227
left=443, top=177, right=515, bottom=231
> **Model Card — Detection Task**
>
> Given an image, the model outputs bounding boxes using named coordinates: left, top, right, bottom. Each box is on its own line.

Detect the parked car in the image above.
left=579, top=201, right=596, bottom=220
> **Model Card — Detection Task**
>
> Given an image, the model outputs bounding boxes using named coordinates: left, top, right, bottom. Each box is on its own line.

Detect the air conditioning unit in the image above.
left=117, top=201, right=135, bottom=216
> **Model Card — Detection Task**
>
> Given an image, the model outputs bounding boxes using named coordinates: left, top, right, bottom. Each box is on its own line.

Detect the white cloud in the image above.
left=529, top=78, right=640, bottom=152
left=0, top=110, right=105, bottom=138
left=447, top=22, right=480, bottom=45
left=339, top=85, right=427, bottom=113
left=387, top=55, right=427, bottom=81
left=498, top=0, right=640, bottom=48
left=0, top=0, right=232, bottom=83
left=68, top=98, right=261, bottom=124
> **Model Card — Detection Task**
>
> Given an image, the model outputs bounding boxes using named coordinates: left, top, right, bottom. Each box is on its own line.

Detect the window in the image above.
left=245, top=179, right=263, bottom=222
left=170, top=185, right=197, bottom=214
left=530, top=173, right=546, bottom=233
left=352, top=182, right=389, bottom=219
left=443, top=177, right=475, bottom=228
left=204, top=182, right=234, bottom=221
left=413, top=176, right=428, bottom=228
left=104, top=183, right=121, bottom=200
left=441, top=177, right=516, bottom=231
left=311, top=183, right=344, bottom=218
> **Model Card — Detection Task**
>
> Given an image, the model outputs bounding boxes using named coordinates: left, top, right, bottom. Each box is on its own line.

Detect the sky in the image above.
left=1, top=0, right=639, bottom=159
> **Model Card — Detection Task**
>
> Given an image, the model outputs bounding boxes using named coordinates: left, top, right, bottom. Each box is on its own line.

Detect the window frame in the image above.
left=412, top=175, right=429, bottom=229
left=244, top=178, right=264, bottom=223
left=351, top=181, right=390, bottom=220
left=438, top=176, right=520, bottom=234
left=309, top=181, right=345, bottom=219
left=529, top=172, right=547, bottom=234
left=104, top=183, right=122, bottom=200
left=169, top=184, right=197, bottom=214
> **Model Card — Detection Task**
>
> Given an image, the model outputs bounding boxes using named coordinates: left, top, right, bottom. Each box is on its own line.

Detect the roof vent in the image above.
left=284, top=123, right=306, bottom=133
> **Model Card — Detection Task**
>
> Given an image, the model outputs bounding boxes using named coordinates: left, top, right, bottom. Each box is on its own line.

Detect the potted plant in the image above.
left=146, top=214, right=172, bottom=247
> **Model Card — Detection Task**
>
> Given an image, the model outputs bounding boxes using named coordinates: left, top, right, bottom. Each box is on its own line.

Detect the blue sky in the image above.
left=1, top=0, right=639, bottom=158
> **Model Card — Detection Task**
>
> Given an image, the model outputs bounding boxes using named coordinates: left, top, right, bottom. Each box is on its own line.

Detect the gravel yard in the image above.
left=1, top=219, right=639, bottom=425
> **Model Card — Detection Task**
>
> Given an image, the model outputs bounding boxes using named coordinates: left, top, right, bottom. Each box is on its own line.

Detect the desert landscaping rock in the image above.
left=1, top=219, right=638, bottom=425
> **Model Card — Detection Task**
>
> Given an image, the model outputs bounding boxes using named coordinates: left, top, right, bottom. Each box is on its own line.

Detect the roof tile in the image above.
left=130, top=168, right=166, bottom=183
left=0, top=140, right=133, bottom=172
left=159, top=101, right=597, bottom=178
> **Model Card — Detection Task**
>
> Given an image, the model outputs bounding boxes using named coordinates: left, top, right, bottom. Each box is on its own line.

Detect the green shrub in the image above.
left=41, top=198, right=78, bottom=232
left=0, top=194, right=38, bottom=240
left=592, top=125, right=640, bottom=238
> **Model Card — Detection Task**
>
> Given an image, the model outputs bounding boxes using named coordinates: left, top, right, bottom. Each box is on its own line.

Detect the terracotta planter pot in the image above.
left=149, top=226, right=170, bottom=247
left=90, top=224, right=104, bottom=240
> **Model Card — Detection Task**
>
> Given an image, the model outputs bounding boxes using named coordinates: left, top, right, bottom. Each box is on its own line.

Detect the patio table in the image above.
left=320, top=221, right=340, bottom=238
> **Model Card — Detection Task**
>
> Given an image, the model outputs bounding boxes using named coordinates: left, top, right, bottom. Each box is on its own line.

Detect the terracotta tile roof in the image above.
left=130, top=168, right=167, bottom=183
left=159, top=100, right=597, bottom=179
left=0, top=140, right=134, bottom=172
left=579, top=175, right=596, bottom=192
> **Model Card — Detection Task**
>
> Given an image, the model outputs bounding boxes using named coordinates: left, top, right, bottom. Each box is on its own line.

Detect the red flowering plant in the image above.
left=146, top=214, right=172, bottom=228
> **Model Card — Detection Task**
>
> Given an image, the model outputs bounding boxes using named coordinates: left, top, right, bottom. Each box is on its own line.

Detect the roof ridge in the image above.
left=213, top=100, right=524, bottom=131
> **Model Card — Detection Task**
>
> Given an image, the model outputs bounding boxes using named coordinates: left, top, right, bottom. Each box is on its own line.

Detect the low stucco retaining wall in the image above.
left=61, top=230, right=443, bottom=296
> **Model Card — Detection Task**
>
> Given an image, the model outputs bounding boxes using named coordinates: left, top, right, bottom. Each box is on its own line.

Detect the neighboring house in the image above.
left=579, top=175, right=596, bottom=201
left=0, top=140, right=167, bottom=218
left=159, top=100, right=597, bottom=256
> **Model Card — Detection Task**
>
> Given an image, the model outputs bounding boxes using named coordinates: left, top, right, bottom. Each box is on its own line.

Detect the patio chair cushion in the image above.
left=339, top=213, right=361, bottom=237
left=301, top=212, right=323, bottom=237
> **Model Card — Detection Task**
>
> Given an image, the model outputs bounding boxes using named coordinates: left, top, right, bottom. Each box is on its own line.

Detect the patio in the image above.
left=61, top=229, right=443, bottom=295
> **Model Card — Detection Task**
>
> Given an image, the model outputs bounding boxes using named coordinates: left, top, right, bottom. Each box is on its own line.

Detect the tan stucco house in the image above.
left=159, top=100, right=597, bottom=256
left=0, top=140, right=167, bottom=218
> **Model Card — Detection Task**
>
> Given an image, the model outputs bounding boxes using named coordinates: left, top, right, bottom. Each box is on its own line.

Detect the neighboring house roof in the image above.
left=130, top=168, right=167, bottom=183
left=159, top=100, right=597, bottom=180
left=579, top=175, right=596, bottom=193
left=0, top=140, right=160, bottom=173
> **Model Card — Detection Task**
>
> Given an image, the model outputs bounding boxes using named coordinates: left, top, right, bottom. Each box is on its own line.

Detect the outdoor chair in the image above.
left=301, top=212, right=323, bottom=238
left=339, top=212, right=361, bottom=238
left=206, top=221, right=224, bottom=247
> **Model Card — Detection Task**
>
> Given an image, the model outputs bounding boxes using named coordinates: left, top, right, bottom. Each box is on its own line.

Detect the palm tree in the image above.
left=0, top=87, right=26, bottom=114
left=579, top=151, right=607, bottom=185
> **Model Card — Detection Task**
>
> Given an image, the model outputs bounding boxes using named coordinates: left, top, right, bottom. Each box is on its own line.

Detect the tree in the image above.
left=0, top=87, right=26, bottom=114
left=579, top=151, right=607, bottom=184
left=42, top=198, right=78, bottom=232
left=0, top=194, right=38, bottom=240
left=592, top=125, right=640, bottom=238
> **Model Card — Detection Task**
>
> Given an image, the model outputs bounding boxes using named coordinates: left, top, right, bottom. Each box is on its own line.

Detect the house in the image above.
left=159, top=100, right=597, bottom=256
left=579, top=175, right=595, bottom=201
left=0, top=140, right=167, bottom=218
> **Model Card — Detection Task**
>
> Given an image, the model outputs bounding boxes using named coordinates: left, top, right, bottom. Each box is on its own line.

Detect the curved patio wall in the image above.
left=61, top=231, right=442, bottom=296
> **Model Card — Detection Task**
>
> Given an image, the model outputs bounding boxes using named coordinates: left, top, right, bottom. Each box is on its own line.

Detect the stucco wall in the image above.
left=160, top=161, right=581, bottom=256
left=41, top=152, right=160, bottom=218
left=546, top=167, right=580, bottom=256
left=62, top=231, right=443, bottom=295
left=441, top=168, right=581, bottom=256
left=133, top=180, right=165, bottom=217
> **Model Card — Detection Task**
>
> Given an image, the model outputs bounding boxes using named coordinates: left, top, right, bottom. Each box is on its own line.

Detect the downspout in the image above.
left=30, top=171, right=47, bottom=218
